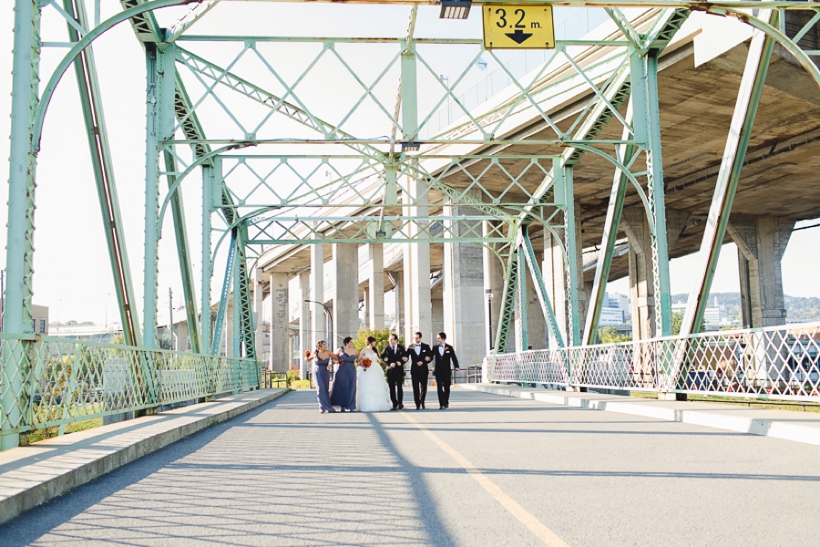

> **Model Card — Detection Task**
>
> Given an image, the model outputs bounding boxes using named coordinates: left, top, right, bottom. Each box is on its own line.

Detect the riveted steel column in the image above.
left=143, top=43, right=172, bottom=349
left=2, top=0, right=40, bottom=451
left=401, top=43, right=418, bottom=141
left=201, top=162, right=215, bottom=351
left=554, top=161, right=581, bottom=345
left=515, top=243, right=528, bottom=352
left=630, top=49, right=672, bottom=337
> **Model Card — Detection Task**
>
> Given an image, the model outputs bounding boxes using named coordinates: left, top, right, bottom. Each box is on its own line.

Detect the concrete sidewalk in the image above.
left=0, top=388, right=287, bottom=525
left=460, top=384, right=820, bottom=446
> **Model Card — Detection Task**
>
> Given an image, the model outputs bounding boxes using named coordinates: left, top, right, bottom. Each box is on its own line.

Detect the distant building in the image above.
left=672, top=302, right=726, bottom=331
left=32, top=305, right=48, bottom=335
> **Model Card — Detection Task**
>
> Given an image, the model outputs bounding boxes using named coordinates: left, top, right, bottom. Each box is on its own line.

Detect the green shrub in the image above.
left=286, top=370, right=300, bottom=383
left=289, top=379, right=312, bottom=390
left=353, top=327, right=404, bottom=355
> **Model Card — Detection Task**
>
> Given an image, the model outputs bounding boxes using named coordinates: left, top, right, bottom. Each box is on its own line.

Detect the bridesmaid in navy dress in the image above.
left=306, top=340, right=337, bottom=413
left=331, top=336, right=358, bottom=412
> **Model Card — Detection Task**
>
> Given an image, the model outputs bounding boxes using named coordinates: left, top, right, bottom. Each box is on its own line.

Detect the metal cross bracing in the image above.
left=6, top=1, right=820, bottom=450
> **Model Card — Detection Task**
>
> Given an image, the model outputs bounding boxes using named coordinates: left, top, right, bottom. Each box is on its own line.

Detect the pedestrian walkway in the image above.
left=0, top=389, right=287, bottom=526
left=2, top=388, right=819, bottom=546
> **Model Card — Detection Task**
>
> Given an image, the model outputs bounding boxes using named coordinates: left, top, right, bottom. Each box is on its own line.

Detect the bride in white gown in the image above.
left=357, top=336, right=393, bottom=412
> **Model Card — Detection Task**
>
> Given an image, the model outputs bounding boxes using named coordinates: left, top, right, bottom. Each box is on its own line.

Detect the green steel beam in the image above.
left=236, top=222, right=256, bottom=359
left=232, top=243, right=241, bottom=358
left=2, top=0, right=40, bottom=451
left=521, top=230, right=565, bottom=348
left=212, top=229, right=237, bottom=355
left=63, top=0, right=142, bottom=346
left=515, top=245, right=528, bottom=351
left=493, top=249, right=519, bottom=355
left=680, top=10, right=778, bottom=336
left=630, top=48, right=672, bottom=337
left=582, top=130, right=636, bottom=345
left=201, top=163, right=214, bottom=352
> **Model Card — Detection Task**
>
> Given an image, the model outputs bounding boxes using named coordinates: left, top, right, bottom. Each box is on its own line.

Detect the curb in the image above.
left=0, top=388, right=289, bottom=525
left=460, top=384, right=820, bottom=447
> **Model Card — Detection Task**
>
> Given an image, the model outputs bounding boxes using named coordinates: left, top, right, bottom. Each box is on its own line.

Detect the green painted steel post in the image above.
left=232, top=239, right=242, bottom=358
left=144, top=44, right=165, bottom=349
left=557, top=163, right=581, bottom=346
left=2, top=0, right=40, bottom=451
left=201, top=163, right=214, bottom=351
left=401, top=44, right=418, bottom=141
left=515, top=242, right=528, bottom=352
left=494, top=248, right=519, bottom=355
left=630, top=48, right=672, bottom=337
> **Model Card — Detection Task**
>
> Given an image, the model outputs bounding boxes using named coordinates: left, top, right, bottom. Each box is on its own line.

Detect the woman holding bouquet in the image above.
left=356, top=336, right=392, bottom=412
left=306, top=340, right=337, bottom=414
left=331, top=337, right=358, bottom=412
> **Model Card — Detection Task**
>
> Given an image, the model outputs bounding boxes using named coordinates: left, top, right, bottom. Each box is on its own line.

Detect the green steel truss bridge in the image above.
left=4, top=0, right=820, bottom=450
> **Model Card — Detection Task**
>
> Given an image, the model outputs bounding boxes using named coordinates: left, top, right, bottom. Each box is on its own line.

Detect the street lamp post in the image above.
left=486, top=288, right=494, bottom=351
left=304, top=299, right=333, bottom=352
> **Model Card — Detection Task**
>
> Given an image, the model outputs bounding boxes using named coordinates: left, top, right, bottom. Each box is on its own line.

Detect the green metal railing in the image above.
left=0, top=334, right=261, bottom=446
left=488, top=322, right=820, bottom=402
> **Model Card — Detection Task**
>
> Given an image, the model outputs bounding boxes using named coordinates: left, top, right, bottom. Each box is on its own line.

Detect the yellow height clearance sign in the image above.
left=483, top=5, right=556, bottom=49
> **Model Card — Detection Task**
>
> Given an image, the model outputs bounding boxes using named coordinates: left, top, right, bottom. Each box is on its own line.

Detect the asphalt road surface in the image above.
left=2, top=389, right=819, bottom=546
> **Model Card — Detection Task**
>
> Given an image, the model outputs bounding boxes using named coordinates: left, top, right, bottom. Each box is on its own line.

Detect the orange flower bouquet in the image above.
left=361, top=358, right=372, bottom=370
left=305, top=350, right=311, bottom=358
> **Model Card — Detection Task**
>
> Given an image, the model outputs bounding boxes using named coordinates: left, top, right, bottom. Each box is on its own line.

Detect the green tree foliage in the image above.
left=671, top=311, right=683, bottom=336
left=597, top=326, right=632, bottom=344
left=353, top=327, right=404, bottom=354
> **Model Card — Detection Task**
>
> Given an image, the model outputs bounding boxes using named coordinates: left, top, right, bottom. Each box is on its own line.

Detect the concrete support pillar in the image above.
left=254, top=268, right=265, bottom=361
left=368, top=244, right=384, bottom=329
left=623, top=207, right=689, bottom=340
left=333, top=244, right=359, bottom=342
left=727, top=215, right=794, bottom=328
left=432, top=298, right=444, bottom=339
left=443, top=191, right=485, bottom=365
left=310, top=243, right=326, bottom=346
left=542, top=204, right=587, bottom=347
left=404, top=179, right=432, bottom=341
left=269, top=272, right=289, bottom=373
left=299, top=271, right=310, bottom=380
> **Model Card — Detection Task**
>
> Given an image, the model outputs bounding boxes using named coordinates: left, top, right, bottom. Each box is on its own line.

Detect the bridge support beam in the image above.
left=543, top=203, right=587, bottom=348
left=367, top=244, right=384, bottom=330
left=483, top=223, right=504, bottom=354
left=333, top=244, right=359, bottom=342
left=443, top=191, right=486, bottom=365
left=623, top=207, right=689, bottom=340
left=727, top=215, right=794, bottom=328
left=269, top=271, right=289, bottom=373
left=254, top=268, right=265, bottom=361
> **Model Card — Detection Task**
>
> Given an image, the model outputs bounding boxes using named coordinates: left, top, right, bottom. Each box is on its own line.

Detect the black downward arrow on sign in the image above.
left=505, top=29, right=533, bottom=44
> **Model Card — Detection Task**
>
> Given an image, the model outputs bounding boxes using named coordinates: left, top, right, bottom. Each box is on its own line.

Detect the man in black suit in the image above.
left=380, top=333, right=408, bottom=410
left=432, top=332, right=460, bottom=409
left=408, top=331, right=433, bottom=410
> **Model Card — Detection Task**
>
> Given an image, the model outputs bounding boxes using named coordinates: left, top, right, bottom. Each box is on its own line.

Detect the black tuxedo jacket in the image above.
left=433, top=343, right=460, bottom=377
left=381, top=344, right=407, bottom=375
left=408, top=342, right=433, bottom=374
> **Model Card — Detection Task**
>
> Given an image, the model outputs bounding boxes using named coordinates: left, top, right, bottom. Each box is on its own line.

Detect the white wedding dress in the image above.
left=356, top=348, right=393, bottom=412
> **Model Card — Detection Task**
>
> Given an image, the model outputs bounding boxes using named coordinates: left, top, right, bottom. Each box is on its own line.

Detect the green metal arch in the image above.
left=31, top=0, right=190, bottom=152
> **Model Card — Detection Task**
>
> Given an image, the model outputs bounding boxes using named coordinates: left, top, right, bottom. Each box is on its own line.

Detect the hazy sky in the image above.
left=1, top=1, right=818, bottom=326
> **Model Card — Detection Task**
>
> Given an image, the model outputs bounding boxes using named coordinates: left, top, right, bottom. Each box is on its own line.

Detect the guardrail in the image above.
left=0, top=335, right=262, bottom=445
left=487, top=322, right=820, bottom=402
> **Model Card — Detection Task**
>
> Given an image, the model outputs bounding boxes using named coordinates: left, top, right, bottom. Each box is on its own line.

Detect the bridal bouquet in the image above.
left=305, top=350, right=311, bottom=358
left=361, top=358, right=372, bottom=370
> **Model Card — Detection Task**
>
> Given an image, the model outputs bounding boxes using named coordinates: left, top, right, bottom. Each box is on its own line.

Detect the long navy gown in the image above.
left=315, top=356, right=334, bottom=412
left=331, top=351, right=357, bottom=410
